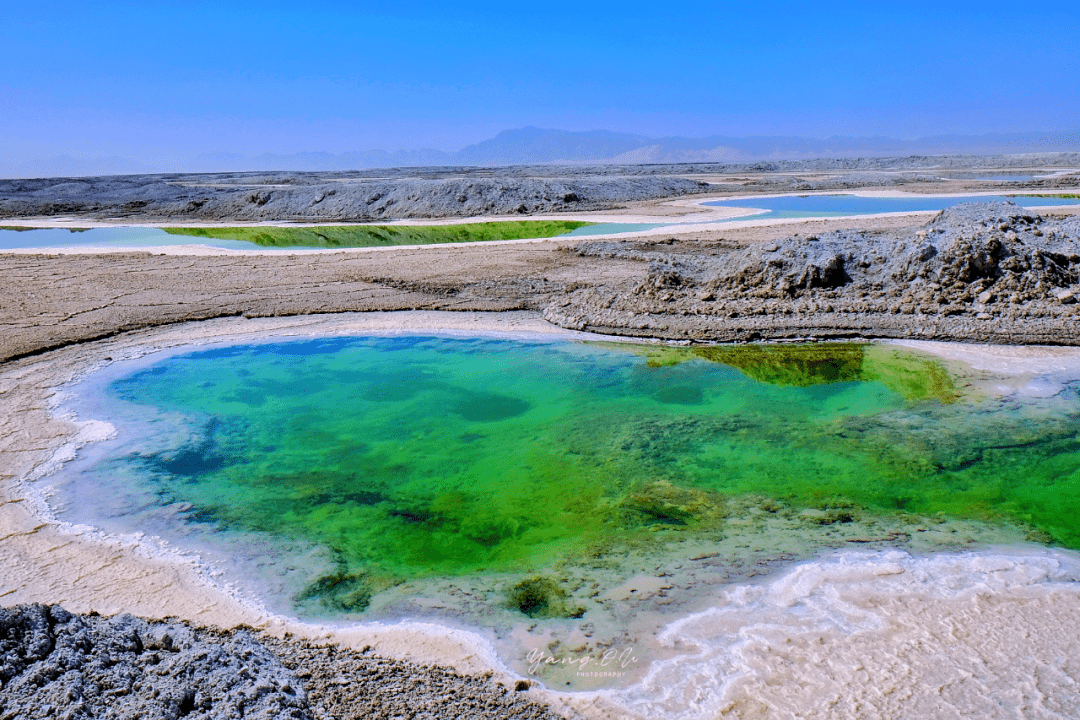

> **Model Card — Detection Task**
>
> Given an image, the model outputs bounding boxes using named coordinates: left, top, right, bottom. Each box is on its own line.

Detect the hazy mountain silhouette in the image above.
left=6, top=127, right=1080, bottom=178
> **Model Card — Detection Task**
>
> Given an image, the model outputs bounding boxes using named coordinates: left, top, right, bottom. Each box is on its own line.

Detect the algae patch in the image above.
left=508, top=577, right=582, bottom=619
left=607, top=341, right=961, bottom=404
left=162, top=220, right=594, bottom=248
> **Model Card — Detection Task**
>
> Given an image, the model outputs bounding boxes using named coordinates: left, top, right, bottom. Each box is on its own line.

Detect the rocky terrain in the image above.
left=0, top=605, right=559, bottom=720
left=0, top=604, right=306, bottom=720
left=0, top=174, right=711, bottom=223
left=546, top=202, right=1080, bottom=344
left=1, top=154, right=1077, bottom=223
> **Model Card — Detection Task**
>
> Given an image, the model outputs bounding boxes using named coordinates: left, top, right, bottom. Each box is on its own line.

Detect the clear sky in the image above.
left=2, top=1, right=1078, bottom=167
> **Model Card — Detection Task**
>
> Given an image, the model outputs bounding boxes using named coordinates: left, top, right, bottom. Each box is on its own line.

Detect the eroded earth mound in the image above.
left=715, top=201, right=1079, bottom=304
left=548, top=201, right=1080, bottom=344
left=0, top=174, right=710, bottom=222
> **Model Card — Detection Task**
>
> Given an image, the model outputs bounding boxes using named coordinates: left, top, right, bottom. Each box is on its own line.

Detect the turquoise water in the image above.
left=705, top=194, right=1080, bottom=220
left=560, top=223, right=667, bottom=237
left=0, top=226, right=264, bottom=250
left=48, top=337, right=1080, bottom=625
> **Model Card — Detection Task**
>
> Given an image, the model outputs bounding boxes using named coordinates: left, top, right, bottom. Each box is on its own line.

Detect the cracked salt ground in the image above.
left=596, top=548, right=1080, bottom=720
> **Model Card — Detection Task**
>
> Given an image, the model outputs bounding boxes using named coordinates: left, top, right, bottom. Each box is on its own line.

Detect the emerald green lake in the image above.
left=51, top=337, right=1080, bottom=622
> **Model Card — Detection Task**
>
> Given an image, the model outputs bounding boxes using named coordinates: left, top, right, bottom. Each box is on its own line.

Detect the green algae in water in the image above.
left=98, top=337, right=1080, bottom=613
left=161, top=220, right=594, bottom=248
left=610, top=342, right=961, bottom=403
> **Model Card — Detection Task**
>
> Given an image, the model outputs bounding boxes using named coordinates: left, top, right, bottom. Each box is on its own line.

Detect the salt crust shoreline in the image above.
left=0, top=311, right=640, bottom=718
left=4, top=310, right=1080, bottom=719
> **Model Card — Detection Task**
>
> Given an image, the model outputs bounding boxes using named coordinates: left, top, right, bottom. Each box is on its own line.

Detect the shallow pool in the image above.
left=46, top=337, right=1080, bottom=623
left=705, top=193, right=1080, bottom=220
left=558, top=222, right=667, bottom=237
left=0, top=226, right=265, bottom=251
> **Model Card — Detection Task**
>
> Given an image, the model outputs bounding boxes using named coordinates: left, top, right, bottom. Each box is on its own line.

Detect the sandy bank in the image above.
left=599, top=547, right=1080, bottom=720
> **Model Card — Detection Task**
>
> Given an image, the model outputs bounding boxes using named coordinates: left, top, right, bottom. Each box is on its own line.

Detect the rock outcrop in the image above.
left=547, top=202, right=1080, bottom=344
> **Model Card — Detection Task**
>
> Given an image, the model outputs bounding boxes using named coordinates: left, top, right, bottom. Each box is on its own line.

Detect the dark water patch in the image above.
left=695, top=344, right=864, bottom=386
left=157, top=446, right=231, bottom=476
left=507, top=577, right=580, bottom=619
left=295, top=570, right=383, bottom=613
left=450, top=391, right=531, bottom=422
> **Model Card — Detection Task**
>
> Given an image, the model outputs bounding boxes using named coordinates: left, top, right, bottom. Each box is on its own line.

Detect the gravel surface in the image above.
left=0, top=605, right=564, bottom=720
left=0, top=605, right=308, bottom=720
left=258, top=637, right=561, bottom=720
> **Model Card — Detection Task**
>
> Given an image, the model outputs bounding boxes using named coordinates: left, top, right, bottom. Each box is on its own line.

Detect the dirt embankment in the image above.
left=546, top=202, right=1080, bottom=345
left=3, top=203, right=1080, bottom=364
left=3, top=153, right=1078, bottom=224
left=0, top=175, right=711, bottom=223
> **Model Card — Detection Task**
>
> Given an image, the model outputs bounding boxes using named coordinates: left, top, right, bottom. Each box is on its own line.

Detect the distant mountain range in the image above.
left=6, top=127, right=1080, bottom=178
left=193, top=127, right=1080, bottom=171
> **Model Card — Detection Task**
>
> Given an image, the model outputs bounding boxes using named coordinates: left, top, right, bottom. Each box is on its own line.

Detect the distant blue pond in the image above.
left=704, top=194, right=1080, bottom=221
left=967, top=175, right=1038, bottom=182
left=0, top=226, right=262, bottom=251
left=559, top=222, right=666, bottom=237
left=0, top=223, right=669, bottom=248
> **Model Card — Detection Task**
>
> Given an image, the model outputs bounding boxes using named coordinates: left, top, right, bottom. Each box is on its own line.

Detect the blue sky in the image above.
left=2, top=1, right=1078, bottom=167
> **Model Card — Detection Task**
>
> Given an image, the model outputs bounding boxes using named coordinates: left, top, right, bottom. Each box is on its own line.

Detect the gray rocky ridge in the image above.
left=0, top=604, right=307, bottom=720
left=2, top=154, right=1077, bottom=223
left=547, top=202, right=1080, bottom=344
left=0, top=605, right=560, bottom=720
left=0, top=175, right=711, bottom=222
